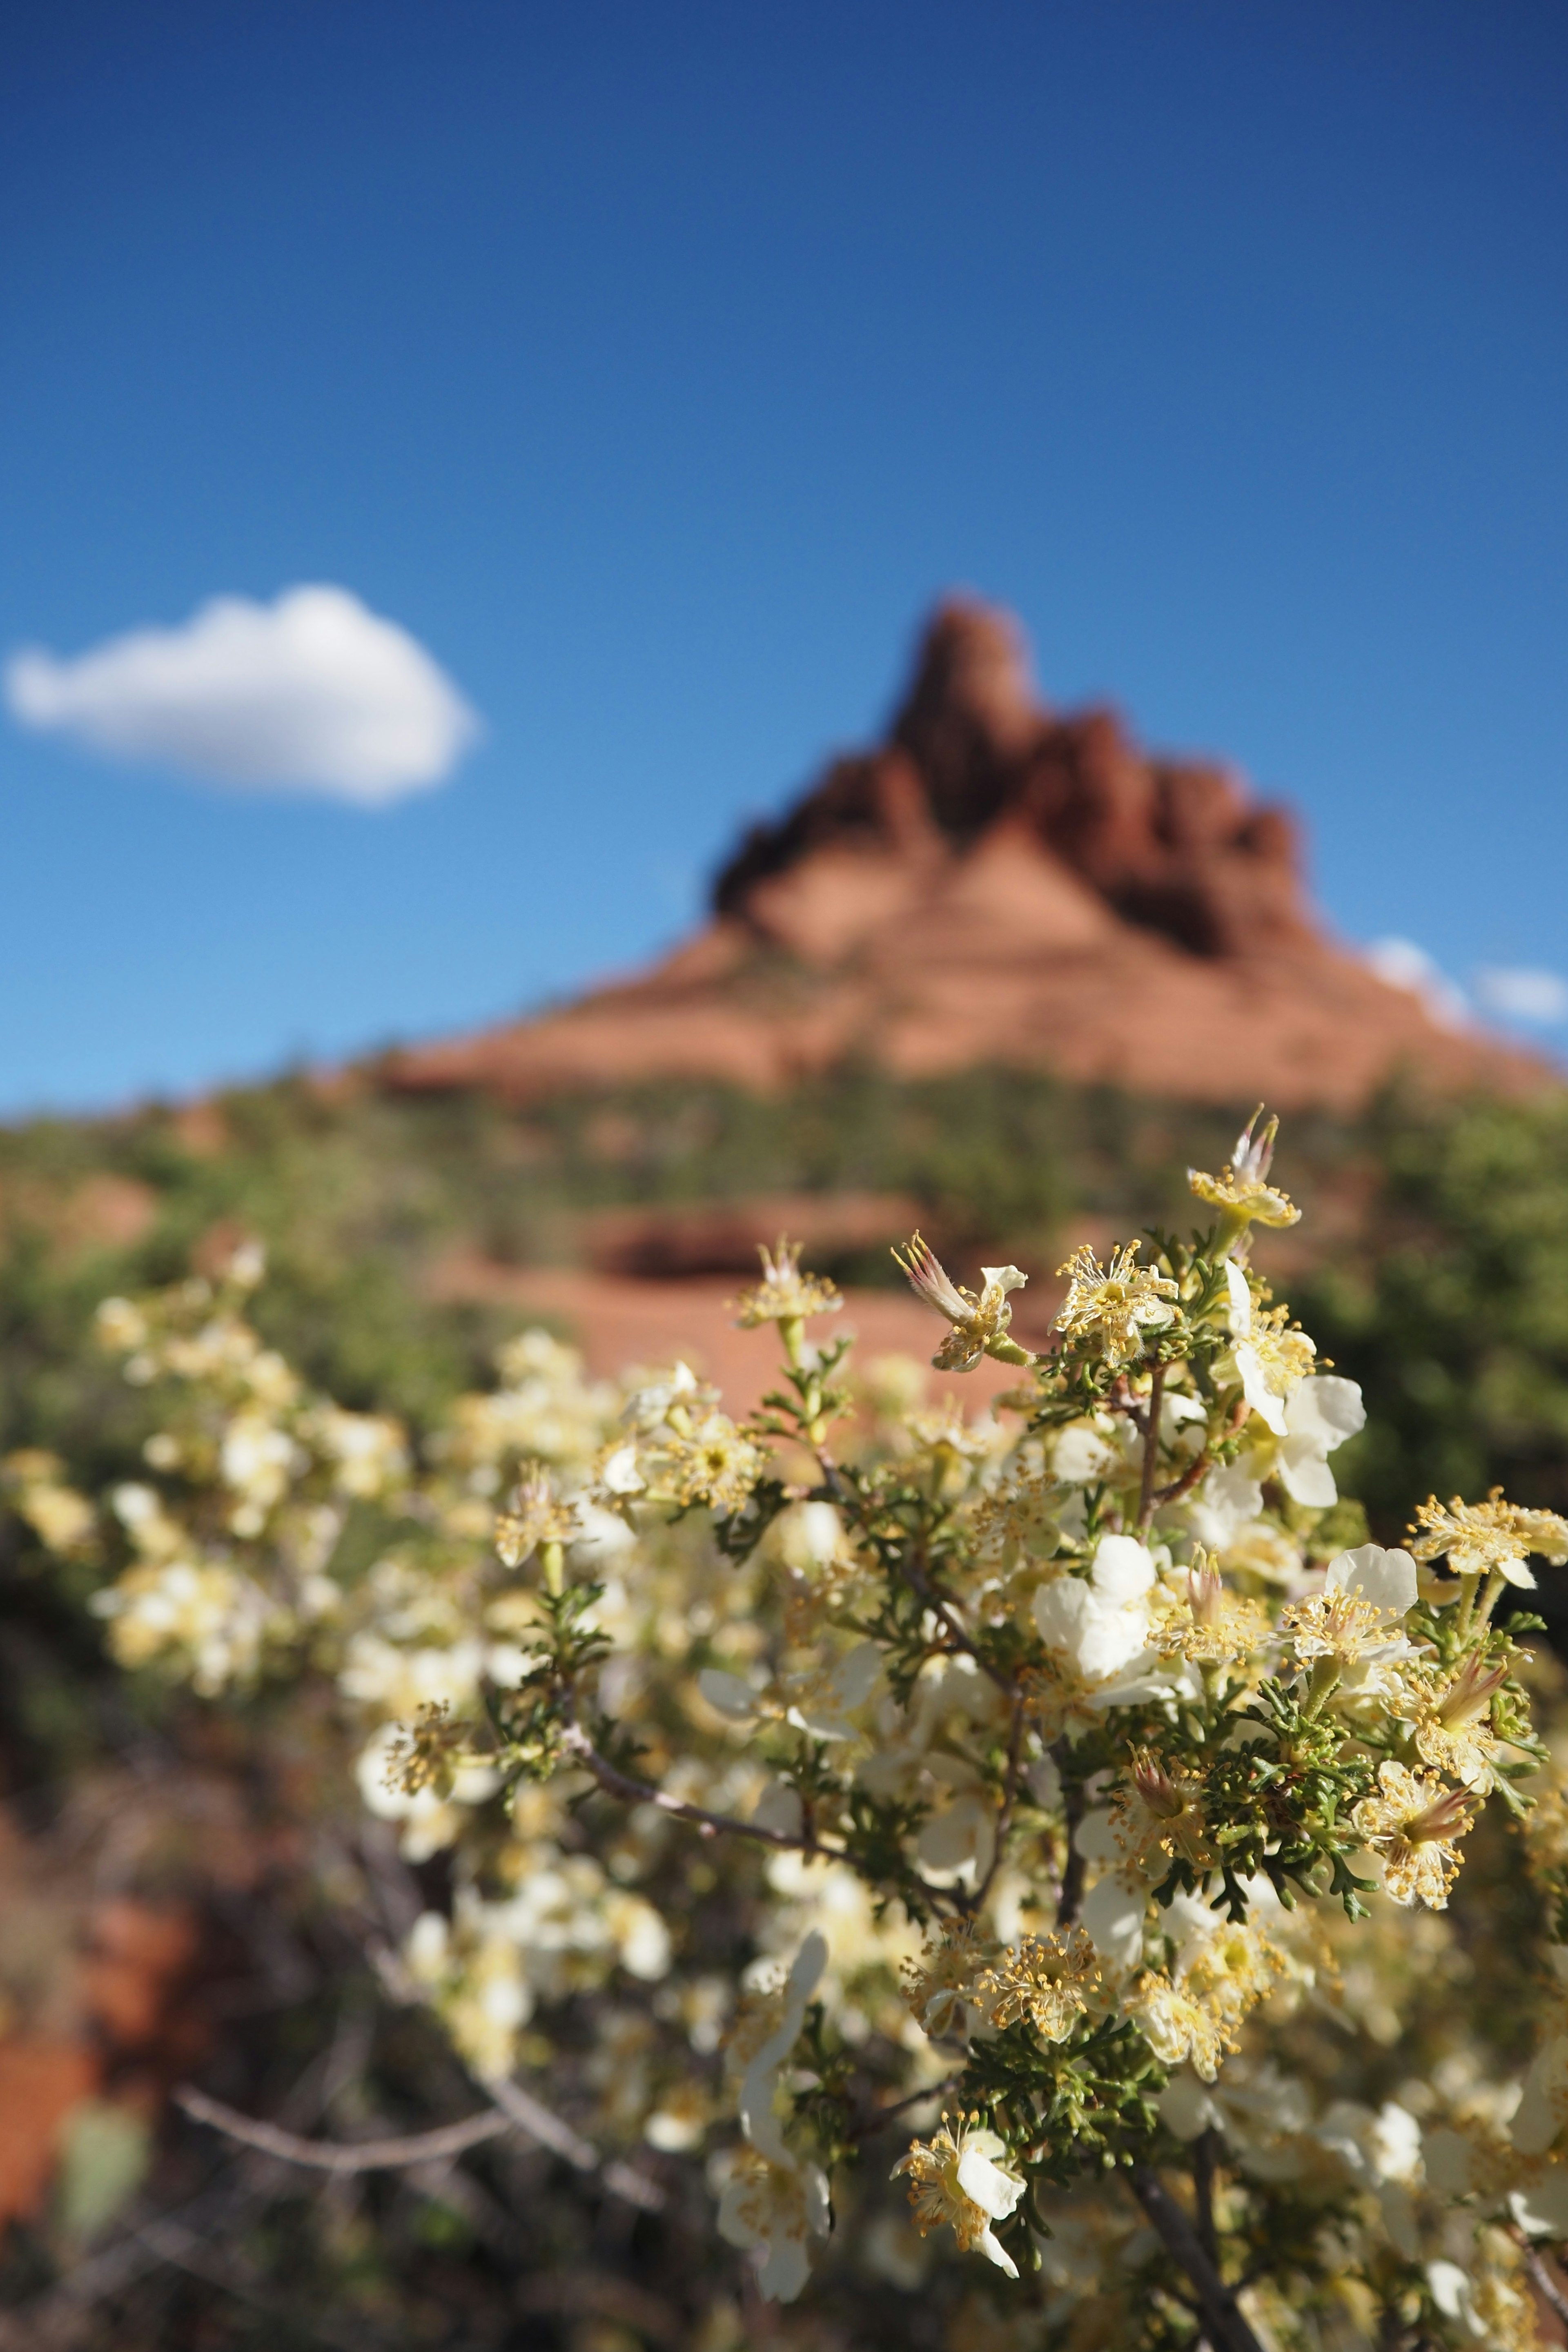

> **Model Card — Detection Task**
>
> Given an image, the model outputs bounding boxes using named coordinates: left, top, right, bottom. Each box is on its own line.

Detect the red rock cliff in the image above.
left=387, top=600, right=1543, bottom=1111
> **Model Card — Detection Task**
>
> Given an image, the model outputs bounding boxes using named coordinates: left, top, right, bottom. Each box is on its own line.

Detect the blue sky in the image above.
left=3, top=0, right=1566, bottom=1112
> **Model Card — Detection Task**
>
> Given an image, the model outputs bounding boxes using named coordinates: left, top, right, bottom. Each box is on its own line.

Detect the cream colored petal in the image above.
left=956, top=2145, right=1026, bottom=2222
left=1325, top=1544, right=1418, bottom=1618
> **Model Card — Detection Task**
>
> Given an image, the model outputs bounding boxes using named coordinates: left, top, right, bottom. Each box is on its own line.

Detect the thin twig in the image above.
left=1136, top=1361, right=1168, bottom=1533
left=175, top=2084, right=516, bottom=2172
left=561, top=1717, right=842, bottom=1858
left=563, top=1709, right=953, bottom=1918
left=971, top=1689, right=1027, bottom=1912
left=1193, top=2127, right=1221, bottom=2267
left=1154, top=1401, right=1247, bottom=1512
left=1153, top=1450, right=1212, bottom=1512
left=474, top=2074, right=664, bottom=2208
left=174, top=2081, right=664, bottom=2211
left=900, top=1552, right=1016, bottom=1697
left=1519, top=2236, right=1568, bottom=2329
left=1130, top=2167, right=1264, bottom=2352
left=847, top=2076, right=960, bottom=2140
left=1054, top=1740, right=1087, bottom=1927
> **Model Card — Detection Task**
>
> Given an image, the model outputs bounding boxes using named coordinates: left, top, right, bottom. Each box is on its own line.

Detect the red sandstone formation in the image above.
left=388, top=601, right=1543, bottom=1111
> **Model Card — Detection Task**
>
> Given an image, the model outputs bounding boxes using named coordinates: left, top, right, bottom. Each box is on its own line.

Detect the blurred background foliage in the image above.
left=7, top=1066, right=1568, bottom=1791
left=4, top=1065, right=1568, bottom=1532
left=3, top=1069, right=1568, bottom=2346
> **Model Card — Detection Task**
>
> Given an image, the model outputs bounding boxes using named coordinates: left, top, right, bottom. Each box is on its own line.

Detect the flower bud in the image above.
left=1433, top=1653, right=1508, bottom=1730
left=1188, top=1552, right=1224, bottom=1630
left=1130, top=1754, right=1187, bottom=1821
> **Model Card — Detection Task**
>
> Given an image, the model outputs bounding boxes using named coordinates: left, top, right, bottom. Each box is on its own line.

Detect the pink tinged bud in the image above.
left=1233, top=1106, right=1278, bottom=1185
left=1406, top=1788, right=1474, bottom=1844
left=1435, top=1655, right=1508, bottom=1729
left=1189, top=1557, right=1224, bottom=1629
left=1131, top=1757, right=1186, bottom=1820
left=892, top=1234, right=972, bottom=1325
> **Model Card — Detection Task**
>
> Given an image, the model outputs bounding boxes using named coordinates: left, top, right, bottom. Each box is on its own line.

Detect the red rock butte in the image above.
left=388, top=600, right=1543, bottom=1111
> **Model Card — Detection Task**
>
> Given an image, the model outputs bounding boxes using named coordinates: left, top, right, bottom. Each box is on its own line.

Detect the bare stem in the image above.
left=1152, top=1400, right=1246, bottom=1515
left=484, top=2075, right=665, bottom=2210
left=1519, top=2235, right=1568, bottom=2329
left=1155, top=1450, right=1212, bottom=1511
left=1129, top=2167, right=1264, bottom=2352
left=846, top=2076, right=960, bottom=2140
left=971, top=1692, right=1027, bottom=1913
left=1136, top=1361, right=1168, bottom=1533
left=1054, top=1742, right=1086, bottom=1928
left=176, top=2082, right=664, bottom=2211
left=1193, top=2127, right=1221, bottom=2267
left=564, top=1720, right=821, bottom=1852
left=561, top=1702, right=954, bottom=1915
left=900, top=1551, right=1016, bottom=1697
left=174, top=2087, right=520, bottom=2176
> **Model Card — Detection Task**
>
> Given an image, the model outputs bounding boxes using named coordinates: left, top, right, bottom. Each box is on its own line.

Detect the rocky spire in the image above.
left=386, top=594, right=1544, bottom=1114
left=716, top=598, right=1314, bottom=959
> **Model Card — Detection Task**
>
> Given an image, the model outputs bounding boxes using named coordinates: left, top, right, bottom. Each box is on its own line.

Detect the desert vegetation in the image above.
left=4, top=1088, right=1568, bottom=2346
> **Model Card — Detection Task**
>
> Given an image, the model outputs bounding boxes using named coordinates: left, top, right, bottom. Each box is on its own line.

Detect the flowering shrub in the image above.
left=14, top=1111, right=1568, bottom=2348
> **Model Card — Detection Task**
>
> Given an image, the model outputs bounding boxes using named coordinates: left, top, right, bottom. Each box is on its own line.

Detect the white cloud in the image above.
left=4, top=585, right=480, bottom=807
left=1473, top=966, right=1568, bottom=1027
left=1365, top=937, right=1471, bottom=1032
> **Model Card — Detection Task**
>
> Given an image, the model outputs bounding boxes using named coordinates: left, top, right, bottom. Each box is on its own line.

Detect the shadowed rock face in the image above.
left=386, top=599, right=1547, bottom=1111
left=715, top=600, right=1312, bottom=962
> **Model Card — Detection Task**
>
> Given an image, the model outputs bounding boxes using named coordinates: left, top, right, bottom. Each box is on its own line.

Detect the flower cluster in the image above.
left=16, top=1147, right=1568, bottom=2352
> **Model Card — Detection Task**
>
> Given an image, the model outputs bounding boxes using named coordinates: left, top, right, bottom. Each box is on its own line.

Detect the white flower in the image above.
left=1275, top=1376, right=1365, bottom=1507
left=700, top=1643, right=881, bottom=1745
left=894, top=1235, right=1029, bottom=1372
left=717, top=2150, right=831, bottom=2302
left=1510, top=2169, right=1568, bottom=2238
left=1033, top=1537, right=1199, bottom=1716
left=219, top=1412, right=299, bottom=1510
left=92, top=1557, right=276, bottom=1693
left=1050, top=1419, right=1122, bottom=1486
left=403, top=1901, right=534, bottom=2080
left=1325, top=1543, right=1418, bottom=1619
left=774, top=1501, right=844, bottom=1575
left=305, top=1405, right=408, bottom=1499
left=1225, top=1261, right=1314, bottom=1436
left=602, top=1890, right=672, bottom=1981
left=698, top=1667, right=760, bottom=1722
left=1033, top=1536, right=1156, bottom=1683
left=738, top=1933, right=827, bottom=2166
left=339, top=1634, right=487, bottom=1719
left=785, top=1641, right=882, bottom=1741
left=621, top=1361, right=704, bottom=1433
left=1427, top=2260, right=1487, bottom=2340
left=1317, top=2098, right=1423, bottom=2187
left=568, top=1499, right=637, bottom=1564
left=856, top=1655, right=1008, bottom=1809
left=1158, top=2064, right=1312, bottom=2153
left=1080, top=1872, right=1146, bottom=1972
left=597, top=1442, right=645, bottom=1495
left=1186, top=1457, right=1266, bottom=1550
left=1317, top=2098, right=1425, bottom=2259
left=1158, top=2069, right=1222, bottom=2141
left=1284, top=1548, right=1423, bottom=1708
left=915, top=1763, right=996, bottom=1888
left=355, top=1722, right=499, bottom=1860
left=892, top=2118, right=1027, bottom=2278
